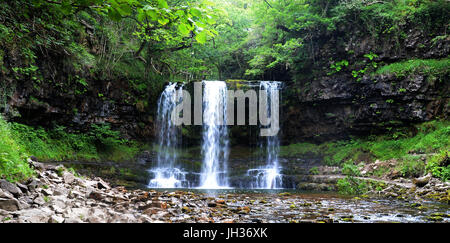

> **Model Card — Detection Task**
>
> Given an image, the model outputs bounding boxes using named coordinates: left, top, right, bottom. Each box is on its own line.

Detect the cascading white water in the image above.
left=198, top=81, right=230, bottom=189
left=148, top=83, right=189, bottom=188
left=247, top=81, right=283, bottom=189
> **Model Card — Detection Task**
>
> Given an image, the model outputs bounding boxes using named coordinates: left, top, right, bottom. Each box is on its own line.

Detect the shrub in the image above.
left=0, top=116, right=34, bottom=182
left=396, top=157, right=426, bottom=178
left=426, top=150, right=450, bottom=181
left=337, top=161, right=368, bottom=195
left=11, top=122, right=140, bottom=162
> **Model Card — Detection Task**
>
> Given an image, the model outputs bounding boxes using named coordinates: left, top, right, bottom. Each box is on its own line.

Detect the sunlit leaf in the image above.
left=195, top=31, right=207, bottom=44
left=206, top=15, right=216, bottom=25
left=178, top=23, right=190, bottom=36
left=190, top=8, right=202, bottom=17
left=158, top=17, right=169, bottom=25
left=156, top=0, right=169, bottom=9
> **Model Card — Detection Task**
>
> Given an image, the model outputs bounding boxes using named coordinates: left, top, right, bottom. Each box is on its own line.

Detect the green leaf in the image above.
left=117, top=4, right=132, bottom=16
left=195, top=31, right=207, bottom=44
left=178, top=23, right=190, bottom=36
left=137, top=9, right=145, bottom=22
left=206, top=15, right=216, bottom=25
left=108, top=8, right=122, bottom=21
left=147, top=10, right=158, bottom=20
left=143, top=5, right=158, bottom=20
left=158, top=17, right=169, bottom=25
left=156, top=0, right=169, bottom=9
left=190, top=8, right=202, bottom=17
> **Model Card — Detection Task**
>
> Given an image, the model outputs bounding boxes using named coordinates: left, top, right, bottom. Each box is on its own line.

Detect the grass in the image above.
left=0, top=115, right=34, bottom=182
left=374, top=58, right=450, bottom=79
left=1, top=114, right=143, bottom=181
left=396, top=155, right=426, bottom=178
left=10, top=123, right=141, bottom=162
left=281, top=120, right=449, bottom=164
left=426, top=150, right=450, bottom=181
left=1, top=114, right=147, bottom=181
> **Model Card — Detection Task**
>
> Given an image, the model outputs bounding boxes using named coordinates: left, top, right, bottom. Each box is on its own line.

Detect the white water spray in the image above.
left=198, top=81, right=230, bottom=189
left=247, top=81, right=283, bottom=189
left=148, top=83, right=189, bottom=188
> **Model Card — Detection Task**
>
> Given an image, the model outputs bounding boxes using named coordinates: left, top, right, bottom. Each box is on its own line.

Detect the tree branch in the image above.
left=263, top=0, right=273, bottom=8
left=276, top=24, right=293, bottom=33
left=135, top=41, right=148, bottom=57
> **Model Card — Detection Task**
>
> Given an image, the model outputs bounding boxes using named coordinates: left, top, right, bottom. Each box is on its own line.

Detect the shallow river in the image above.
left=147, top=189, right=450, bottom=223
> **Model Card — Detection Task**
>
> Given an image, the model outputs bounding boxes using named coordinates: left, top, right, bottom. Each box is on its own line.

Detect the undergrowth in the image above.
left=374, top=58, right=449, bottom=80
left=10, top=123, right=141, bottom=162
left=281, top=120, right=450, bottom=182
left=0, top=115, right=34, bottom=182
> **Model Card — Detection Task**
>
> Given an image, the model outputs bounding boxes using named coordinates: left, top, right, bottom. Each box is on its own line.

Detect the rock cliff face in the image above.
left=3, top=77, right=156, bottom=139
left=0, top=34, right=159, bottom=139
left=281, top=27, right=449, bottom=143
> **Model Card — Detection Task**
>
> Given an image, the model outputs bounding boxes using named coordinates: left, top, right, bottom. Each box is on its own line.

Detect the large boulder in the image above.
left=0, top=180, right=23, bottom=197
left=0, top=198, right=21, bottom=211
left=17, top=208, right=53, bottom=223
left=413, top=173, right=432, bottom=187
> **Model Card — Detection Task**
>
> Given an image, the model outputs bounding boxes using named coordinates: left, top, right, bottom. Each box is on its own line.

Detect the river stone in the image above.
left=49, top=215, right=65, bottom=223
left=18, top=208, right=53, bottom=223
left=0, top=189, right=14, bottom=200
left=18, top=200, right=31, bottom=210
left=42, top=189, right=53, bottom=196
left=33, top=196, right=46, bottom=206
left=63, top=172, right=76, bottom=184
left=53, top=187, right=66, bottom=196
left=97, top=178, right=111, bottom=190
left=110, top=213, right=137, bottom=223
left=0, top=198, right=20, bottom=211
left=64, top=218, right=84, bottom=223
left=65, top=207, right=90, bottom=220
left=27, top=178, right=42, bottom=192
left=87, top=190, right=104, bottom=200
left=0, top=180, right=22, bottom=197
left=16, top=183, right=28, bottom=193
left=87, top=208, right=107, bottom=223
left=413, top=173, right=432, bottom=187
left=28, top=159, right=46, bottom=171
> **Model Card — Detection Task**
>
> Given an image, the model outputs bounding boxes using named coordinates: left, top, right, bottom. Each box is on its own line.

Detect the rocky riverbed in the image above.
left=0, top=160, right=449, bottom=223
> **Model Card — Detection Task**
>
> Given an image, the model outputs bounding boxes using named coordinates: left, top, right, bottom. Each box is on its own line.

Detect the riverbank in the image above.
left=1, top=159, right=448, bottom=223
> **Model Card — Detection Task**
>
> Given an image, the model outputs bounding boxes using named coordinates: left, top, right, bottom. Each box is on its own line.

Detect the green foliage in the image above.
left=341, top=162, right=361, bottom=177
left=11, top=122, right=140, bottom=162
left=328, top=60, right=349, bottom=75
left=396, top=156, right=426, bottom=178
left=0, top=116, right=34, bottom=182
left=337, top=177, right=368, bottom=195
left=281, top=120, right=450, bottom=167
left=309, top=167, right=319, bottom=175
left=426, top=150, right=450, bottom=181
left=351, top=53, right=379, bottom=82
left=337, top=161, right=367, bottom=195
left=279, top=142, right=322, bottom=157
left=375, top=58, right=450, bottom=79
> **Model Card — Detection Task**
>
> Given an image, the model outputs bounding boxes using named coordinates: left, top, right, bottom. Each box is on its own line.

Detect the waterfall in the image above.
left=149, top=80, right=283, bottom=189
left=148, top=83, right=189, bottom=188
left=247, top=81, right=283, bottom=189
left=198, top=81, right=230, bottom=189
